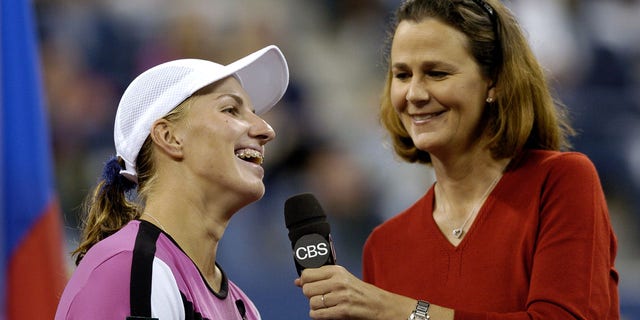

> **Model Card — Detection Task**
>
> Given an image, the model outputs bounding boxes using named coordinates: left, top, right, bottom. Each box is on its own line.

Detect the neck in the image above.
left=432, top=153, right=509, bottom=195
left=142, top=193, right=230, bottom=292
left=432, top=157, right=510, bottom=231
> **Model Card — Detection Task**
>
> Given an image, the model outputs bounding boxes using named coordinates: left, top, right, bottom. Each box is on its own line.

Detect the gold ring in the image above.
left=321, top=294, right=327, bottom=308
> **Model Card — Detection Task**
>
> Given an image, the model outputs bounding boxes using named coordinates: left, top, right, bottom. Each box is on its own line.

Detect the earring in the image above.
left=486, top=97, right=494, bottom=103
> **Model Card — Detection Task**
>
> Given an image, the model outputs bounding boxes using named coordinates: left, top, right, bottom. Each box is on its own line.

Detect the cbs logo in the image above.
left=293, top=234, right=332, bottom=268
left=295, top=242, right=329, bottom=260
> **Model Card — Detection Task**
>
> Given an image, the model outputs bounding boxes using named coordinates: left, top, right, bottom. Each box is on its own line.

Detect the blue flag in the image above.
left=1, top=0, right=66, bottom=318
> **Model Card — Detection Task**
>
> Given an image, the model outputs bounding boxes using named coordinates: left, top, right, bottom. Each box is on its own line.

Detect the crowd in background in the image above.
left=35, top=0, right=640, bottom=318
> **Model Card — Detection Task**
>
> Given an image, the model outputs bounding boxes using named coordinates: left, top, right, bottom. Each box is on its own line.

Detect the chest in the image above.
left=370, top=195, right=541, bottom=310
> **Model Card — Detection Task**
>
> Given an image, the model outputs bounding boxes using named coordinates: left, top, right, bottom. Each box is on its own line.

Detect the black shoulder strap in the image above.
left=127, top=221, right=161, bottom=320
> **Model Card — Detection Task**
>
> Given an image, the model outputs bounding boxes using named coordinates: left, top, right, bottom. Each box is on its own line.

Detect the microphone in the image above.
left=284, top=193, right=337, bottom=276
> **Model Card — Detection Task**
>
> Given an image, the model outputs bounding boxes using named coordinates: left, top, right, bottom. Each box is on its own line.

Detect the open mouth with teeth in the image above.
left=235, top=148, right=264, bottom=165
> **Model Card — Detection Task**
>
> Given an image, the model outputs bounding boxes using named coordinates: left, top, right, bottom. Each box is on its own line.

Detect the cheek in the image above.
left=451, top=84, right=486, bottom=114
left=433, top=81, right=478, bottom=112
left=389, top=82, right=407, bottom=112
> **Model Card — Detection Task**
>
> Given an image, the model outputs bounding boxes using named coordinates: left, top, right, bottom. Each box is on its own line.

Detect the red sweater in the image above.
left=363, top=150, right=619, bottom=319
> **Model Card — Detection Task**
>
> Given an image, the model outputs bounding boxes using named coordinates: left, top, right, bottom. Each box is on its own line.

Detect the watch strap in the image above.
left=408, top=300, right=430, bottom=320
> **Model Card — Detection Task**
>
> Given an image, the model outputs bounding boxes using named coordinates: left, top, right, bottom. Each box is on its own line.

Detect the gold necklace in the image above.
left=142, top=212, right=167, bottom=232
left=438, top=170, right=504, bottom=239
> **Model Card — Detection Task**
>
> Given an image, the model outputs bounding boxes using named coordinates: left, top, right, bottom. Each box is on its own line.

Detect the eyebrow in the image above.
left=215, top=93, right=256, bottom=113
left=216, top=93, right=243, bottom=104
left=392, top=61, right=455, bottom=70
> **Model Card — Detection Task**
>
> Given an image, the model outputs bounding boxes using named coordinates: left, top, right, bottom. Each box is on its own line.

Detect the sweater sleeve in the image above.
left=456, top=152, right=619, bottom=319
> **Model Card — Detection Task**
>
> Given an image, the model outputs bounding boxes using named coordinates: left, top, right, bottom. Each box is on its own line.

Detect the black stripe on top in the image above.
left=128, top=221, right=161, bottom=319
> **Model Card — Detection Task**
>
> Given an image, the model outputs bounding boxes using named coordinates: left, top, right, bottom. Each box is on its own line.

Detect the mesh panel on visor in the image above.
left=115, top=65, right=198, bottom=166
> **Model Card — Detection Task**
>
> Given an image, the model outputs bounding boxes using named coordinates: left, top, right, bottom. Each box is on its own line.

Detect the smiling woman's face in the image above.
left=390, top=18, right=494, bottom=159
left=175, top=76, right=276, bottom=202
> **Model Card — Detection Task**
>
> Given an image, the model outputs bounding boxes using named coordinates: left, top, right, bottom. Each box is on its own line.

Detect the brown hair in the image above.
left=379, top=0, right=574, bottom=164
left=72, top=90, right=205, bottom=264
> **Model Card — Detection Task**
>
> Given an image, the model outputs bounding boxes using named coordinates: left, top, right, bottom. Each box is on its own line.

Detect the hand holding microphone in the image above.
left=285, top=193, right=346, bottom=313
left=284, top=193, right=337, bottom=276
left=285, top=193, right=404, bottom=319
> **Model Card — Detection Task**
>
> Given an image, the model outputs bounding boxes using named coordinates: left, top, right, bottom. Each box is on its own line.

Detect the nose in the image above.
left=406, top=78, right=429, bottom=106
left=249, top=113, right=276, bottom=144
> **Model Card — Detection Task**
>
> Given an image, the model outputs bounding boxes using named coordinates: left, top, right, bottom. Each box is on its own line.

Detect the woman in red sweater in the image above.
left=295, top=0, right=620, bottom=319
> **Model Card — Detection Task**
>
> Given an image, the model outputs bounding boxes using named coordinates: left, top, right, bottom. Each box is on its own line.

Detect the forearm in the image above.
left=298, top=265, right=456, bottom=320
left=382, top=290, right=454, bottom=320
left=368, top=282, right=416, bottom=319
left=319, top=275, right=455, bottom=320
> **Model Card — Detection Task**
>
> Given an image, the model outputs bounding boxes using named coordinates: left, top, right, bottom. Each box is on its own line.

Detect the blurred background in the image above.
left=34, top=0, right=640, bottom=318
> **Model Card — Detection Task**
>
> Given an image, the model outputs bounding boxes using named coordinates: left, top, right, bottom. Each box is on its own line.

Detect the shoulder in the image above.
left=513, top=150, right=607, bottom=217
left=508, top=150, right=603, bottom=199
left=511, top=150, right=599, bottom=183
left=56, top=221, right=145, bottom=319
left=517, top=150, right=595, bottom=171
left=73, top=220, right=142, bottom=277
left=58, top=244, right=136, bottom=318
left=84, top=220, right=141, bottom=260
left=366, top=190, right=432, bottom=245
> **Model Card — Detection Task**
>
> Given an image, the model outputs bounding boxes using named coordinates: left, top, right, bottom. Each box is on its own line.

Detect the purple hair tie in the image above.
left=101, top=156, right=136, bottom=192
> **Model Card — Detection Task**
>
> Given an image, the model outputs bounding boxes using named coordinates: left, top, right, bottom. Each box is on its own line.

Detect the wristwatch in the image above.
left=408, top=300, right=430, bottom=320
